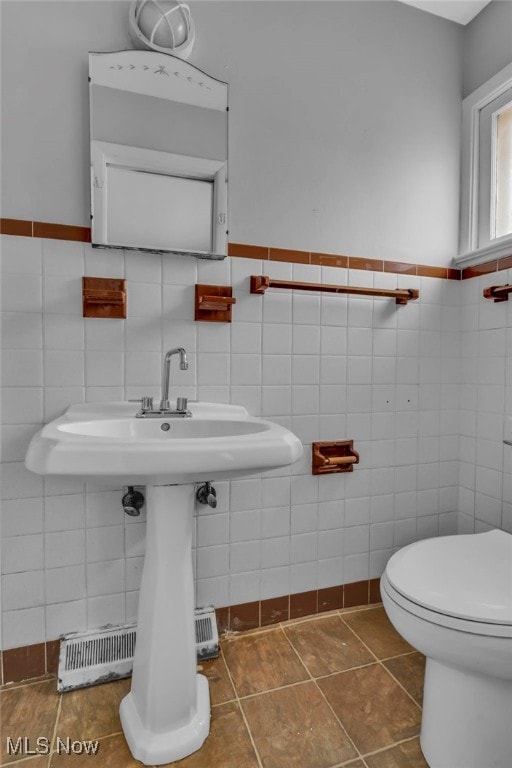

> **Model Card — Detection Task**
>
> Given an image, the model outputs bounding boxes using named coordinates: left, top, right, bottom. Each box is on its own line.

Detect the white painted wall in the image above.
left=463, top=0, right=512, bottom=97
left=1, top=0, right=463, bottom=264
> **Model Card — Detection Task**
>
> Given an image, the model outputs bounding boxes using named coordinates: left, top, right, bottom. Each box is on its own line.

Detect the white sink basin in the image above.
left=25, top=401, right=303, bottom=484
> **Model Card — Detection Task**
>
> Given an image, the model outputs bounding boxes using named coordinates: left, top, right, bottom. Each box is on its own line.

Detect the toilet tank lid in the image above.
left=385, top=530, right=512, bottom=625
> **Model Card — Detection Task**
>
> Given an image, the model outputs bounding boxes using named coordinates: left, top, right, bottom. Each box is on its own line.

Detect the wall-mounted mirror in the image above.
left=89, top=50, right=228, bottom=259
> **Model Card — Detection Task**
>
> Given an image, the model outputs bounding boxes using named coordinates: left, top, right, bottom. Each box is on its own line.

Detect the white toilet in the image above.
left=380, top=529, right=512, bottom=768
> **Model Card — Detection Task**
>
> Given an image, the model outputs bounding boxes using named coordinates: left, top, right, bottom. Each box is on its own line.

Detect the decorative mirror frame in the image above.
left=89, top=50, right=228, bottom=259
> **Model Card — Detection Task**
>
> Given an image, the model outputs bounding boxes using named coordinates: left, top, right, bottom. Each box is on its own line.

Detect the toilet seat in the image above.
left=383, top=530, right=512, bottom=639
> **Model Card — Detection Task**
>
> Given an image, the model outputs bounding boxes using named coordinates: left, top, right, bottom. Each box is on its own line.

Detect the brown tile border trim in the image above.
left=0, top=218, right=91, bottom=242
left=229, top=242, right=461, bottom=280
left=1, top=641, right=59, bottom=686
left=1, top=579, right=381, bottom=684
left=216, top=578, right=381, bottom=634
left=3, top=220, right=512, bottom=280
left=0, top=221, right=455, bottom=279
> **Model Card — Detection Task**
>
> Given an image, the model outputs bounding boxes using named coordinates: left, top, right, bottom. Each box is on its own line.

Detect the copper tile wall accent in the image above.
left=498, top=254, right=512, bottom=271
left=1, top=640, right=64, bottom=685
left=0, top=218, right=33, bottom=236
left=344, top=580, right=370, bottom=608
left=269, top=246, right=310, bottom=264
left=350, top=256, right=384, bottom=272
left=310, top=251, right=349, bottom=268
left=228, top=242, right=269, bottom=260
left=45, top=640, right=60, bottom=676
left=318, top=585, right=344, bottom=612
left=384, top=260, right=416, bottom=275
left=215, top=606, right=230, bottom=634
left=260, top=596, right=289, bottom=626
left=229, top=241, right=465, bottom=279
left=461, top=260, right=498, bottom=279
left=229, top=601, right=260, bottom=631
left=0, top=218, right=91, bottom=241
left=417, top=264, right=449, bottom=278
left=214, top=578, right=380, bottom=635
left=33, top=221, right=91, bottom=242
left=2, top=644, right=46, bottom=684
left=369, top=577, right=382, bottom=604
left=6, top=220, right=510, bottom=279
left=290, top=589, right=318, bottom=619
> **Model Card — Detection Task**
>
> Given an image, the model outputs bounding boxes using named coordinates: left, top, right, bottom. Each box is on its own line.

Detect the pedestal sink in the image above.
left=25, top=401, right=303, bottom=764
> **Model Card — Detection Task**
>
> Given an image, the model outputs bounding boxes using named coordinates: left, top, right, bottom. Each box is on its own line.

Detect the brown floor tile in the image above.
left=241, top=681, right=357, bottom=768
left=198, top=655, right=235, bottom=706
left=364, top=737, right=428, bottom=767
left=318, top=664, right=421, bottom=754
left=56, top=678, right=131, bottom=742
left=383, top=653, right=425, bottom=705
left=284, top=615, right=373, bottom=677
left=222, top=629, right=308, bottom=697
left=342, top=607, right=413, bottom=659
left=1, top=679, right=59, bottom=764
left=167, top=701, right=259, bottom=768
left=49, top=733, right=141, bottom=767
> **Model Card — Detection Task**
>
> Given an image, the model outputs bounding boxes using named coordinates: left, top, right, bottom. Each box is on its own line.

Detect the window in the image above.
left=457, top=62, right=512, bottom=267
left=494, top=102, right=512, bottom=239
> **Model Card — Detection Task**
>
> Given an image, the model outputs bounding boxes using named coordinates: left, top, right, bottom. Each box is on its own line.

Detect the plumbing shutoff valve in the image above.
left=196, top=482, right=217, bottom=509
left=122, top=486, right=145, bottom=516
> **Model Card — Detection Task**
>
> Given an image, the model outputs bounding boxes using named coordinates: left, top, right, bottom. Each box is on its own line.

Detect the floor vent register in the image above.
left=57, top=606, right=219, bottom=692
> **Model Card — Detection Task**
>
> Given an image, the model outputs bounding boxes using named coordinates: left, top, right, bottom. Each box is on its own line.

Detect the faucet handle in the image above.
left=176, top=397, right=188, bottom=412
left=129, top=396, right=154, bottom=412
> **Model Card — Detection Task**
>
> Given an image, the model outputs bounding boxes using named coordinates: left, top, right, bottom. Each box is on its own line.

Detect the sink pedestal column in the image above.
left=120, top=484, right=210, bottom=765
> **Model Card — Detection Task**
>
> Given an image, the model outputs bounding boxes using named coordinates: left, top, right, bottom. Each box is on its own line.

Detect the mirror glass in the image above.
left=89, top=50, right=228, bottom=259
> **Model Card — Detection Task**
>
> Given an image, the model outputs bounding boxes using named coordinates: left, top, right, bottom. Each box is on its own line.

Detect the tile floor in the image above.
left=0, top=605, right=428, bottom=768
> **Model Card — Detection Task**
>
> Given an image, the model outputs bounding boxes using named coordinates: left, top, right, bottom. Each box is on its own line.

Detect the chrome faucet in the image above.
left=160, top=347, right=188, bottom=411
left=131, top=347, right=190, bottom=418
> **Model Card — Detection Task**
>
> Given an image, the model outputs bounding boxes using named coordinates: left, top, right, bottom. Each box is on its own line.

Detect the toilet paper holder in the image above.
left=312, top=440, right=360, bottom=475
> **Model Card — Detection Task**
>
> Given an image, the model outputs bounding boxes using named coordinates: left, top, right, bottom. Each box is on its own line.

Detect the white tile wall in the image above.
left=457, top=271, right=512, bottom=536
left=0, top=234, right=465, bottom=649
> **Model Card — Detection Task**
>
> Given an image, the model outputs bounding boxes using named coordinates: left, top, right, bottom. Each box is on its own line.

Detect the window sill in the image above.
left=454, top=236, right=512, bottom=269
